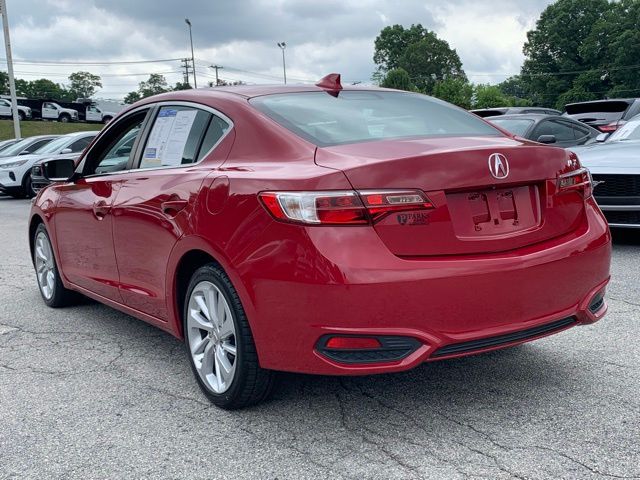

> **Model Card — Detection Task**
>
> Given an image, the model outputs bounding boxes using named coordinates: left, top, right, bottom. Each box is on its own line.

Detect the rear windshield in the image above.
left=251, top=91, right=500, bottom=147
left=565, top=101, right=631, bottom=115
left=471, top=110, right=506, bottom=118
left=490, top=118, right=534, bottom=136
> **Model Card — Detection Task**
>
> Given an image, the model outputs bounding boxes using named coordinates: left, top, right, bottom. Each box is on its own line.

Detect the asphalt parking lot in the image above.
left=0, top=196, right=638, bottom=480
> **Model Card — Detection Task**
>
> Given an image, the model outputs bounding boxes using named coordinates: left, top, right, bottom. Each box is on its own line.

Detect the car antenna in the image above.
left=316, top=73, right=343, bottom=97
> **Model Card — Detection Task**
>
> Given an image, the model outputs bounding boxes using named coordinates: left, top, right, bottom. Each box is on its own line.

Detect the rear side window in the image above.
left=536, top=120, right=576, bottom=141
left=490, top=118, right=534, bottom=136
left=196, top=116, right=231, bottom=161
left=251, top=91, right=500, bottom=147
left=139, top=106, right=210, bottom=169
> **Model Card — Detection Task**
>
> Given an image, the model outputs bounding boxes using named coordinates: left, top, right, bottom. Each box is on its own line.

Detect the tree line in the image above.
left=375, top=0, right=640, bottom=109
left=0, top=71, right=103, bottom=101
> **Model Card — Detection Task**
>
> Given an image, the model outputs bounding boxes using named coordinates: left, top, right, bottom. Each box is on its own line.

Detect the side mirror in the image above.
left=595, top=133, right=609, bottom=143
left=40, top=158, right=77, bottom=182
left=537, top=134, right=557, bottom=144
left=60, top=148, right=73, bottom=154
left=19, top=151, right=31, bottom=155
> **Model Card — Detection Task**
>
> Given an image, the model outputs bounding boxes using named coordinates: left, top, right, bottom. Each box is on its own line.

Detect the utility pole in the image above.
left=0, top=0, right=20, bottom=139
left=277, top=42, right=287, bottom=84
left=184, top=18, right=197, bottom=88
left=209, top=65, right=223, bottom=86
left=181, top=58, right=193, bottom=87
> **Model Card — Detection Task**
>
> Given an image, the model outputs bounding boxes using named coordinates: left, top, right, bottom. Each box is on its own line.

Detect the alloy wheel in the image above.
left=34, top=232, right=55, bottom=300
left=186, top=281, right=237, bottom=394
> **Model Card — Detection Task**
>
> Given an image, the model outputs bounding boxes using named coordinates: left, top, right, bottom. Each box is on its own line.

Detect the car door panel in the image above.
left=110, top=104, right=232, bottom=321
left=53, top=177, right=124, bottom=301
left=112, top=169, right=207, bottom=320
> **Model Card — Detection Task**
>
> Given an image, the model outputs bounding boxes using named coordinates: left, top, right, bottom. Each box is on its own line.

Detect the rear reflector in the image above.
left=259, top=189, right=434, bottom=225
left=325, top=336, right=382, bottom=349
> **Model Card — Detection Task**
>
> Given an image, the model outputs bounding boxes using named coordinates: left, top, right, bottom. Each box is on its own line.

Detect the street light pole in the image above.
left=0, top=0, right=21, bottom=139
left=277, top=42, right=287, bottom=85
left=185, top=18, right=197, bottom=88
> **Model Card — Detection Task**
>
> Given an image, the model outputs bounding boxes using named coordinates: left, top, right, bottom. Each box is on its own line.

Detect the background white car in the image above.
left=0, top=131, right=97, bottom=198
left=0, top=98, right=31, bottom=121
left=570, top=115, right=640, bottom=228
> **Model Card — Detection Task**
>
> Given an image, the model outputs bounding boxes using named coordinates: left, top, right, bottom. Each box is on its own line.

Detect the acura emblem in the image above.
left=488, top=153, right=509, bottom=179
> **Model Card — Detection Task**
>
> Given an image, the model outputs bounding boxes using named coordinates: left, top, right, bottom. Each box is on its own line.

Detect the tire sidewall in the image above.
left=59, top=114, right=70, bottom=123
left=183, top=265, right=248, bottom=407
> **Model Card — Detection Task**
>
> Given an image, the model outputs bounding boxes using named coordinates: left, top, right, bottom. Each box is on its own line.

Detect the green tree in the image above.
left=173, top=81, right=192, bottom=91
left=520, top=0, right=611, bottom=107
left=373, top=24, right=466, bottom=94
left=124, top=74, right=170, bottom=103
left=68, top=71, right=102, bottom=99
left=380, top=68, right=415, bottom=91
left=473, top=84, right=510, bottom=109
left=0, top=71, right=8, bottom=95
left=19, top=78, right=70, bottom=100
left=432, top=78, right=473, bottom=109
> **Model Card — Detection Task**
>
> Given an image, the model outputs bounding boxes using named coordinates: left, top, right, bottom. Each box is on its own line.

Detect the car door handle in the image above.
left=93, top=200, right=111, bottom=219
left=161, top=199, right=188, bottom=217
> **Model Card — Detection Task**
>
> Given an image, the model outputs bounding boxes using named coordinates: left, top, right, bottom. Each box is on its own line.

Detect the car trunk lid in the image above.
left=315, top=136, right=585, bottom=256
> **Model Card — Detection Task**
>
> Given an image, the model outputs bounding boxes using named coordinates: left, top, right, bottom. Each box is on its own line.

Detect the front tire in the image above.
left=18, top=111, right=25, bottom=121
left=59, top=114, right=70, bottom=123
left=184, top=264, right=274, bottom=409
left=24, top=174, right=36, bottom=198
left=33, top=224, right=77, bottom=307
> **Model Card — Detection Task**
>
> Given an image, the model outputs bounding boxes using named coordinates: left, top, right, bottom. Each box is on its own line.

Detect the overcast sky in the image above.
left=3, top=0, right=554, bottom=101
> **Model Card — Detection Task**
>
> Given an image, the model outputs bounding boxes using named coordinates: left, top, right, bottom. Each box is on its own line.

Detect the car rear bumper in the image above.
left=242, top=198, right=611, bottom=375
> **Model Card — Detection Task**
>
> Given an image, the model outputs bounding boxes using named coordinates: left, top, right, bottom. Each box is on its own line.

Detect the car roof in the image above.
left=172, top=84, right=394, bottom=99
left=565, top=98, right=638, bottom=107
left=61, top=130, right=99, bottom=138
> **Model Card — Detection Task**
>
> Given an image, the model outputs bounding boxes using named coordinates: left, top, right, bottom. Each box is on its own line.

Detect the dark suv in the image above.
left=564, top=99, right=640, bottom=133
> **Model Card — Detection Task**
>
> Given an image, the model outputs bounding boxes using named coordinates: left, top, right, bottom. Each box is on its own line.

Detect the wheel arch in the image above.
left=167, top=237, right=257, bottom=343
left=28, top=214, right=45, bottom=264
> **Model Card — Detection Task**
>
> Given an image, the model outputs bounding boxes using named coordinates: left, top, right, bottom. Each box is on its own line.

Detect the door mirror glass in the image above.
left=537, top=134, right=557, bottom=144
left=40, top=158, right=76, bottom=182
left=595, top=133, right=609, bottom=142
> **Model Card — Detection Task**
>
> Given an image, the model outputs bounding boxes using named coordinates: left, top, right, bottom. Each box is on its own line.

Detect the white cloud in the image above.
left=2, top=0, right=554, bottom=100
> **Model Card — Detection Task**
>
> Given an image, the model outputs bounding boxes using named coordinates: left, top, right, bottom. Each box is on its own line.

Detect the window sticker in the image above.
left=142, top=109, right=198, bottom=168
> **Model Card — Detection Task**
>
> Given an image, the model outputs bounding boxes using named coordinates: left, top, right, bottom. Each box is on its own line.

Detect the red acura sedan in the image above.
left=30, top=75, right=611, bottom=409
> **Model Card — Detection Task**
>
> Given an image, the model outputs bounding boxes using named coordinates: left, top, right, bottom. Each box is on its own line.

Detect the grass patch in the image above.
left=0, top=120, right=103, bottom=141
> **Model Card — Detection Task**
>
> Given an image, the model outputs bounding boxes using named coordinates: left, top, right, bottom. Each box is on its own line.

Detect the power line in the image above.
left=0, top=57, right=182, bottom=66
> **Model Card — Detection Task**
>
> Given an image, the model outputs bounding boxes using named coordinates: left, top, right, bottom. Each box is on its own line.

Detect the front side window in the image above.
left=251, top=91, right=501, bottom=147
left=138, top=106, right=213, bottom=170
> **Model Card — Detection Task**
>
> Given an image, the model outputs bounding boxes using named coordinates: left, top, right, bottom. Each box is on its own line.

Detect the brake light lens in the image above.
left=259, top=189, right=434, bottom=225
left=598, top=120, right=625, bottom=133
left=557, top=168, right=592, bottom=198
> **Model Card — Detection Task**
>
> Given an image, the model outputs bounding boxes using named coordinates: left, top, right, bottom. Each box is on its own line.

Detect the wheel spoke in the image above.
left=191, top=335, right=210, bottom=355
left=219, top=317, right=234, bottom=340
left=199, top=341, right=215, bottom=375
left=216, top=346, right=233, bottom=383
left=221, top=342, right=236, bottom=356
left=216, top=294, right=226, bottom=329
left=189, top=309, right=213, bottom=333
left=194, top=294, right=211, bottom=321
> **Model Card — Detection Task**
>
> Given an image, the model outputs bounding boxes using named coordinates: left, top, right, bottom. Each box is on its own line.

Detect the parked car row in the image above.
left=0, top=131, right=98, bottom=198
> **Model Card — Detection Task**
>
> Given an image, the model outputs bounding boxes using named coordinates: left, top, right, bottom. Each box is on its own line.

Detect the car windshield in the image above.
left=251, top=91, right=501, bottom=147
left=605, top=119, right=640, bottom=142
left=490, top=118, right=534, bottom=136
left=34, top=136, right=75, bottom=154
left=0, top=138, right=49, bottom=157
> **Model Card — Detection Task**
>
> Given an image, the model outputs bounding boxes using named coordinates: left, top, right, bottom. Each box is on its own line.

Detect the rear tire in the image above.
left=33, top=224, right=77, bottom=307
left=183, top=264, right=274, bottom=409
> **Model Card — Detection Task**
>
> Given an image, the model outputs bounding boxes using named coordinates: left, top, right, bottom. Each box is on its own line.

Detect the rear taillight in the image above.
left=556, top=152, right=592, bottom=199
left=598, top=120, right=626, bottom=133
left=258, top=189, right=434, bottom=225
